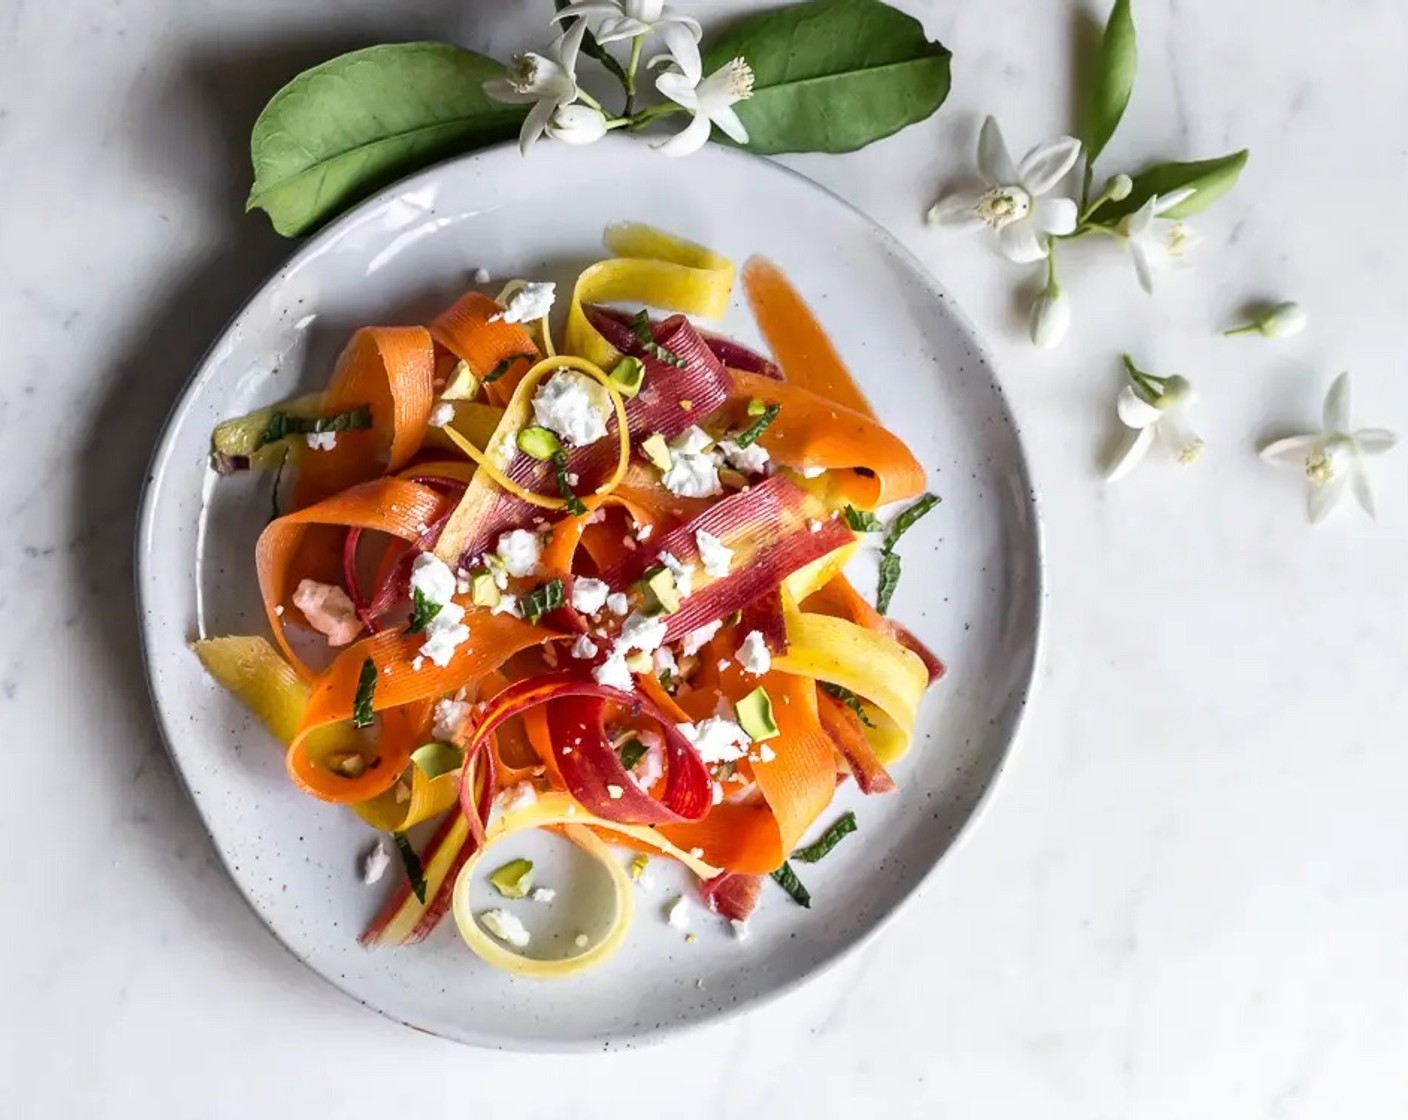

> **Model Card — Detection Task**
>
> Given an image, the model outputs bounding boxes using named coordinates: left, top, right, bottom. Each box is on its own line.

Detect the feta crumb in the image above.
left=529, top=887, right=556, bottom=903
left=498, top=781, right=538, bottom=814
left=670, top=426, right=714, bottom=456
left=666, top=896, right=691, bottom=930
left=274, top=604, right=285, bottom=616
left=680, top=619, right=722, bottom=656
left=653, top=646, right=678, bottom=675
left=429, top=401, right=456, bottom=428
left=496, top=529, right=542, bottom=577
left=800, top=465, right=827, bottom=478
left=305, top=431, right=337, bottom=451
left=719, top=438, right=771, bottom=476
left=689, top=847, right=704, bottom=858
left=570, top=634, right=599, bottom=660
left=758, top=744, right=777, bottom=763
left=479, top=908, right=531, bottom=948
left=571, top=577, right=610, bottom=614
left=419, top=602, right=470, bottom=667
left=491, top=593, right=521, bottom=618
left=628, top=730, right=665, bottom=790
left=731, top=919, right=750, bottom=941
left=361, top=840, right=390, bottom=885
left=431, top=698, right=470, bottom=741
left=412, top=655, right=425, bottom=671
left=593, top=651, right=635, bottom=692
left=531, top=368, right=611, bottom=447
left=712, top=780, right=723, bottom=804
left=717, top=659, right=730, bottom=671
left=619, top=611, right=668, bottom=654
left=677, top=717, right=751, bottom=763
left=736, top=630, right=772, bottom=676
left=490, top=280, right=555, bottom=324
left=292, top=579, right=362, bottom=646
left=807, top=518, right=823, bottom=533
left=574, top=933, right=590, bottom=948
left=695, top=529, right=733, bottom=578
left=606, top=591, right=629, bottom=616
left=409, top=552, right=456, bottom=608
left=658, top=551, right=695, bottom=597
left=662, top=451, right=721, bottom=498
left=635, top=522, right=653, bottom=541
left=606, top=784, right=624, bottom=799
left=473, top=266, right=491, bottom=284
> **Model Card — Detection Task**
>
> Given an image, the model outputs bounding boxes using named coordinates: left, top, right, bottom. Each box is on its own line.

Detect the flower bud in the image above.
left=1106, top=173, right=1133, bottom=202
left=1256, top=301, right=1308, bottom=339
left=1029, top=285, right=1071, bottom=349
left=1155, top=374, right=1195, bottom=408
left=546, top=104, right=608, bottom=146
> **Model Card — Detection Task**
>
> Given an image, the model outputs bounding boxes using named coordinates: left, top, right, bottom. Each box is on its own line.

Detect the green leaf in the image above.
left=247, top=43, right=526, bottom=237
left=1089, top=150, right=1250, bottom=224
left=1085, top=0, right=1137, bottom=165
left=843, top=505, right=884, bottom=533
left=876, top=551, right=901, bottom=615
left=702, top=0, right=952, bottom=155
left=882, top=492, right=940, bottom=553
left=392, top=832, right=427, bottom=904
left=792, top=811, right=858, bottom=863
left=404, top=588, right=443, bottom=635
left=733, top=403, right=780, bottom=448
left=770, top=860, right=812, bottom=907
left=352, top=658, right=377, bottom=728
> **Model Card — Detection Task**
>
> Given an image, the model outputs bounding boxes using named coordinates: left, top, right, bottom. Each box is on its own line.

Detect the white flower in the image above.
left=1105, top=359, right=1204, bottom=482
left=1029, top=285, right=1070, bottom=348
left=553, top=1, right=703, bottom=82
left=927, top=117, right=1081, bottom=264
left=1117, top=190, right=1199, bottom=293
left=654, top=57, right=753, bottom=158
left=484, top=20, right=587, bottom=155
left=1225, top=301, right=1308, bottom=340
left=546, top=103, right=608, bottom=145
left=1259, top=373, right=1397, bottom=523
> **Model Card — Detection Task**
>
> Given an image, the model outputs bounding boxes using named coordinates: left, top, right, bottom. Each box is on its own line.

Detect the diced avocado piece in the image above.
left=609, top=356, right=646, bottom=398
left=640, top=432, right=673, bottom=472
left=736, top=686, right=781, bottom=742
left=746, top=398, right=768, bottom=417
left=517, top=425, right=562, bottom=461
left=488, top=858, right=535, bottom=899
left=640, top=566, right=680, bottom=615
left=470, top=570, right=501, bottom=608
left=441, top=359, right=480, bottom=401
left=625, top=650, right=654, bottom=673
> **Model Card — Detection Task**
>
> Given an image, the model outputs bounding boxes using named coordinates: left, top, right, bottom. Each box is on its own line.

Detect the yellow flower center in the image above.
left=975, top=187, right=1031, bottom=230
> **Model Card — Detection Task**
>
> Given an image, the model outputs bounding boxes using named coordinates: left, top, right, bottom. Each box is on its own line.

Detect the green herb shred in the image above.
left=876, top=551, right=902, bottom=615
left=629, top=309, right=686, bottom=368
left=658, top=667, right=675, bottom=691
left=843, top=505, right=883, bottom=533
left=820, top=682, right=876, bottom=727
left=882, top=492, right=941, bottom=553
left=617, top=737, right=648, bottom=771
left=551, top=451, right=588, bottom=515
left=522, top=579, right=565, bottom=624
left=405, top=588, right=443, bottom=635
left=771, top=860, right=813, bottom=908
left=255, top=404, right=372, bottom=450
left=734, top=402, right=781, bottom=448
left=482, top=352, right=536, bottom=385
left=268, top=447, right=290, bottom=523
left=392, top=831, right=428, bottom=904
left=792, top=811, right=858, bottom=864
left=874, top=492, right=940, bottom=614
left=352, top=657, right=378, bottom=728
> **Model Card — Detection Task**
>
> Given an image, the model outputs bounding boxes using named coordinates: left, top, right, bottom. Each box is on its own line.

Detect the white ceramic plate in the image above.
left=137, top=135, right=1042, bottom=1050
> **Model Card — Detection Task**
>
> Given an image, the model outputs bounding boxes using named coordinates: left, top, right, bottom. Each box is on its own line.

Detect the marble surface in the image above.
left=2, top=0, right=1405, bottom=1115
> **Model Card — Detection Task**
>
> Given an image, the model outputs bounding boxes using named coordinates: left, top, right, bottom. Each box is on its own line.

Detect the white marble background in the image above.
left=3, top=0, right=1406, bottom=1115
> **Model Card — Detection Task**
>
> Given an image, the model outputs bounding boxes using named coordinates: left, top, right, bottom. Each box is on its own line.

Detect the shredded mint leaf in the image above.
left=617, top=737, right=648, bottom=771
left=352, top=657, right=377, bottom=728
left=550, top=451, right=588, bottom=516
left=876, top=552, right=901, bottom=615
left=392, top=831, right=427, bottom=904
left=482, top=352, right=536, bottom=384
left=658, top=668, right=674, bottom=691
left=629, top=309, right=686, bottom=368
left=405, top=588, right=443, bottom=635
left=522, top=579, right=565, bottom=624
left=268, top=448, right=290, bottom=523
left=882, top=492, right=941, bottom=553
left=820, top=682, right=875, bottom=728
left=771, top=860, right=812, bottom=908
left=734, top=402, right=780, bottom=448
left=843, top=505, right=883, bottom=533
left=255, top=405, right=372, bottom=450
left=792, top=811, right=858, bottom=864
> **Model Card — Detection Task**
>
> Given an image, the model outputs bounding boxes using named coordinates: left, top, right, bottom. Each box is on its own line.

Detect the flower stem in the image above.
left=1121, top=354, right=1165, bottom=398
left=623, top=35, right=644, bottom=116
left=1043, top=246, right=1061, bottom=295
left=1223, top=323, right=1259, bottom=337
left=577, top=89, right=605, bottom=113
left=628, top=103, right=685, bottom=131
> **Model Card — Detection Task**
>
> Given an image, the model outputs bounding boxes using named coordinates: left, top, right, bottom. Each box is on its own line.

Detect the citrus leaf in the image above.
left=1089, top=150, right=1250, bottom=224
left=247, top=43, right=526, bottom=237
left=1085, top=0, right=1136, bottom=165
left=702, top=0, right=951, bottom=155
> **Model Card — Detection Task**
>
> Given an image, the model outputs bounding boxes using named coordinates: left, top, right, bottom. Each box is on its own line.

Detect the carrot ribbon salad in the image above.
left=195, top=224, right=945, bottom=977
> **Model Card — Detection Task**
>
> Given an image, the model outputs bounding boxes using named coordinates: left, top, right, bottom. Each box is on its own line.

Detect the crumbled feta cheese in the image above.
left=305, top=431, right=337, bottom=451
left=731, top=918, right=750, bottom=940
left=653, top=646, right=678, bottom=675
left=677, top=717, right=751, bottom=764
left=491, top=593, right=521, bottom=618
left=662, top=451, right=721, bottom=498
left=530, top=887, right=556, bottom=903
left=606, top=591, right=629, bottom=616
left=758, top=744, right=777, bottom=763
left=412, top=655, right=425, bottom=671
left=409, top=552, right=456, bottom=607
left=491, top=280, right=555, bottom=324
left=274, top=604, right=285, bottom=616
left=431, top=698, right=470, bottom=741
left=736, top=630, right=771, bottom=676
left=689, top=847, right=704, bottom=858
left=800, top=465, right=826, bottom=478
left=680, top=619, right=722, bottom=656
left=807, top=518, right=823, bottom=533
left=628, top=730, right=665, bottom=790
left=635, top=522, right=653, bottom=541
left=419, top=602, right=470, bottom=667
left=499, top=781, right=538, bottom=814
left=361, top=840, right=390, bottom=884
left=571, top=577, right=610, bottom=614
left=606, top=784, right=624, bottom=799
left=292, top=579, right=363, bottom=646
left=428, top=401, right=456, bottom=428
left=657, top=551, right=694, bottom=597
left=479, top=908, right=531, bottom=948
left=593, top=651, right=635, bottom=691
left=666, top=896, right=691, bottom=930
left=531, top=368, right=611, bottom=447
left=570, top=634, right=599, bottom=660
left=473, top=267, right=491, bottom=285
left=574, top=933, right=590, bottom=948
left=669, top=425, right=714, bottom=456
left=619, top=611, right=668, bottom=654
left=719, top=438, right=771, bottom=475
left=695, top=529, right=733, bottom=578
left=496, top=529, right=542, bottom=577
left=712, top=780, right=723, bottom=804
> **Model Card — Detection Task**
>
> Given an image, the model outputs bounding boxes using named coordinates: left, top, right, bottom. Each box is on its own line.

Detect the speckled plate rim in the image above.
left=135, top=136, right=1045, bottom=1050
